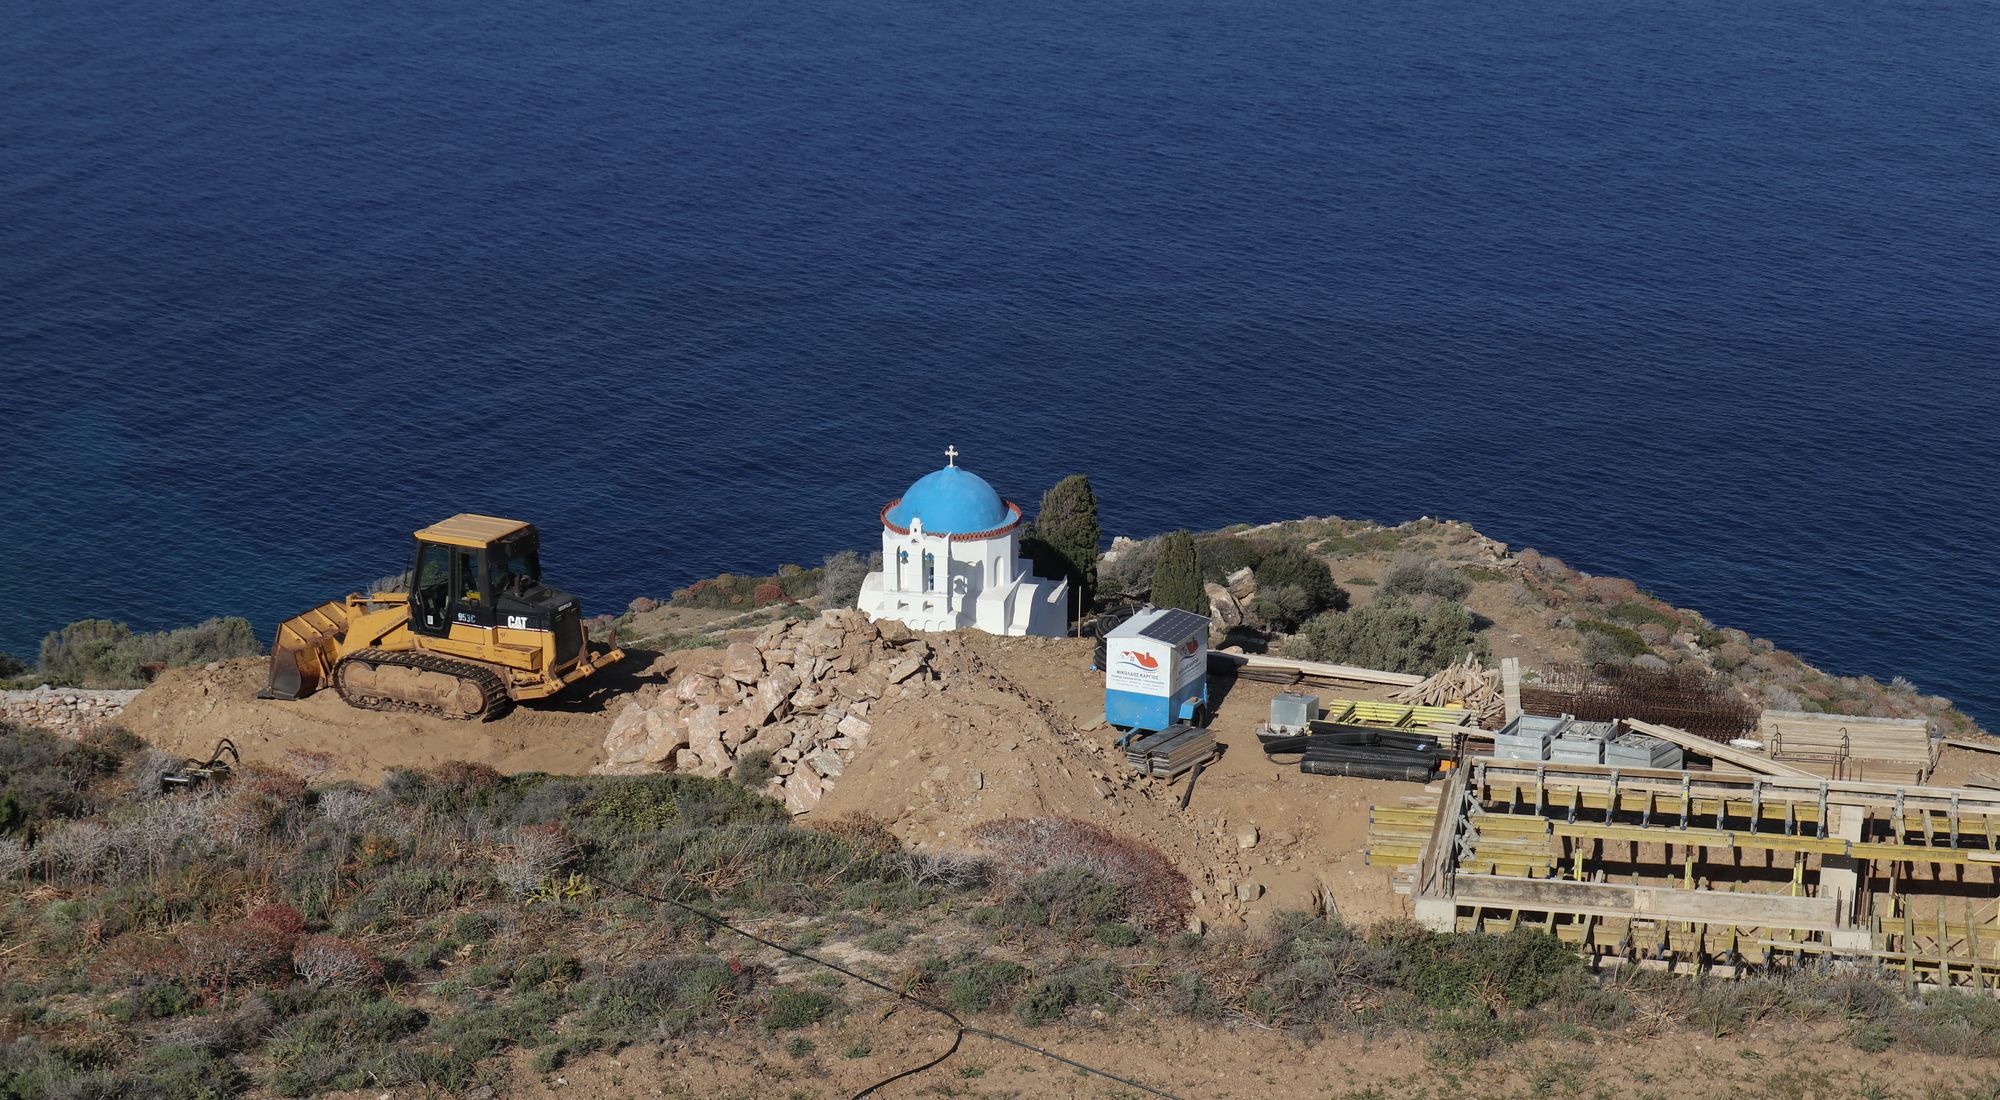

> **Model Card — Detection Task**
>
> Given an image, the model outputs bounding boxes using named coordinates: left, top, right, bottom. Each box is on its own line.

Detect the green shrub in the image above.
left=37, top=617, right=261, bottom=688
left=1013, top=961, right=1120, bottom=1026
left=947, top=960, right=1029, bottom=1014
left=1286, top=599, right=1489, bottom=675
left=581, top=956, right=750, bottom=1040
left=133, top=1042, right=249, bottom=1100
left=1093, top=922, right=1141, bottom=948
left=1380, top=557, right=1471, bottom=602
left=763, top=988, right=836, bottom=1032
left=1194, top=534, right=1275, bottom=584
left=0, top=723, right=142, bottom=837
left=1008, top=865, right=1126, bottom=930
left=1383, top=926, right=1586, bottom=1012
left=1241, top=547, right=1351, bottom=631
left=1577, top=620, right=1650, bottom=659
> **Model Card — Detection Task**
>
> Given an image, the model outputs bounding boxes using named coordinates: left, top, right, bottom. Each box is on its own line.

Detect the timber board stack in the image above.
left=1757, top=709, right=1936, bottom=784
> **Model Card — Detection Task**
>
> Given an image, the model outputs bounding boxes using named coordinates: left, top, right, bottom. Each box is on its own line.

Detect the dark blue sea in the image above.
left=3, top=0, right=1996, bottom=724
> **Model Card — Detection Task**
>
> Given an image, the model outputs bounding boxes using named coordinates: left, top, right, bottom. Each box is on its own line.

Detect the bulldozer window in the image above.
left=414, top=543, right=450, bottom=632
left=455, top=549, right=483, bottom=602
left=491, top=533, right=540, bottom=593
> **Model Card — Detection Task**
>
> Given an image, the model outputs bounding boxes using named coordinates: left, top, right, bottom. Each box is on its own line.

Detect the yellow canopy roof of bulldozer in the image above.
left=415, top=514, right=532, bottom=548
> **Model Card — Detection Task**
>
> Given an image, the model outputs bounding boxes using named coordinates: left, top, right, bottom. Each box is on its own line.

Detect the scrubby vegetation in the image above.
left=4, top=718, right=1999, bottom=1097
left=17, top=617, right=262, bottom=689
left=816, top=550, right=871, bottom=610
left=670, top=564, right=822, bottom=611
left=1285, top=598, right=1490, bottom=675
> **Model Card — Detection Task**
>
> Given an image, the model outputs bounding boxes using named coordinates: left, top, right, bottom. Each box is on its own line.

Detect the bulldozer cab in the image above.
left=409, top=516, right=541, bottom=637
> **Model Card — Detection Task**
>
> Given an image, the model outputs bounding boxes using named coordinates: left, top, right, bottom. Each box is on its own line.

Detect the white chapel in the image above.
left=857, top=448, right=1070, bottom=637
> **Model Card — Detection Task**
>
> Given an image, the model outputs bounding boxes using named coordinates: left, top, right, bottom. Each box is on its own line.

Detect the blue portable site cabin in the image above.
left=1104, top=607, right=1210, bottom=734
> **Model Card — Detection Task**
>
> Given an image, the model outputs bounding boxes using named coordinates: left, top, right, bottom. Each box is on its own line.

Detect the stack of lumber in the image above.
left=1391, top=654, right=1505, bottom=727
left=1758, top=709, right=1936, bottom=784
left=1367, top=794, right=1440, bottom=886
left=1124, top=723, right=1217, bottom=779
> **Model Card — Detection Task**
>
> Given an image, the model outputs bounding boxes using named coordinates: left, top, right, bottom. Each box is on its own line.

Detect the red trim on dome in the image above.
left=880, top=498, right=1022, bottom=541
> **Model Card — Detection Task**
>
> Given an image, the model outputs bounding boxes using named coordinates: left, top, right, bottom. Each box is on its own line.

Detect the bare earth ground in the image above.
left=326, top=1016, right=2000, bottom=1100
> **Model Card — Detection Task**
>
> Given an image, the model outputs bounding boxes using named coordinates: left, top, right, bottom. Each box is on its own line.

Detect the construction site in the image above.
left=20, top=505, right=2000, bottom=1099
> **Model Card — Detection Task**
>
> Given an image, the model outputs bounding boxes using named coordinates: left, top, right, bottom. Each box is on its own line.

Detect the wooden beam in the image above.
left=1948, top=739, right=2000, bottom=755
left=1450, top=872, right=1840, bottom=930
left=1207, top=650, right=1424, bottom=688
left=1623, top=719, right=1820, bottom=779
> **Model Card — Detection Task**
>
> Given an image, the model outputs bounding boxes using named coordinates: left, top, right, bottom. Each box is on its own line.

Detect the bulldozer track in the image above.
left=333, top=648, right=509, bottom=722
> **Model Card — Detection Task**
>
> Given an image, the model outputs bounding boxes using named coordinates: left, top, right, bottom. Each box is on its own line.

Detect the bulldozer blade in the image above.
left=259, top=599, right=354, bottom=700
left=259, top=647, right=315, bottom=700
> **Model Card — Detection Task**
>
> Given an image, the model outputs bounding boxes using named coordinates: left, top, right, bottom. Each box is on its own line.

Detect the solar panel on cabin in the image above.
left=1136, top=609, right=1209, bottom=644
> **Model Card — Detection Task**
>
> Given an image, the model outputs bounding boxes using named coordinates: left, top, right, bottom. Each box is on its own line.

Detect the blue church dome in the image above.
left=884, top=464, right=1017, bottom=535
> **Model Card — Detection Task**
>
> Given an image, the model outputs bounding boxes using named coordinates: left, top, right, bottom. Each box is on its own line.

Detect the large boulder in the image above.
left=722, top=642, right=764, bottom=684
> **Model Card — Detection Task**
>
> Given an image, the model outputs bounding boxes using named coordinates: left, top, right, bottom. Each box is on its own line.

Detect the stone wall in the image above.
left=1, top=686, right=143, bottom=735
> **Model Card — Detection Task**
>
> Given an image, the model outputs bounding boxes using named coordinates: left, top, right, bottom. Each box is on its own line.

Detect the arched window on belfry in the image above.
left=922, top=550, right=936, bottom=592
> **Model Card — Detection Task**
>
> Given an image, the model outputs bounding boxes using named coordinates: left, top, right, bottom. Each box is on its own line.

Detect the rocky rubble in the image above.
left=594, top=609, right=943, bottom=813
left=1, top=686, right=142, bottom=735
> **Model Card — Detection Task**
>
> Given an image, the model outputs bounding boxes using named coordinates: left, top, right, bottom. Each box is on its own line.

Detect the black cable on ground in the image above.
left=581, top=871, right=1186, bottom=1100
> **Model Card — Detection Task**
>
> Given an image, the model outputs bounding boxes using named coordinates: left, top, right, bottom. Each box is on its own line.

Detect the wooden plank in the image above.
left=1948, top=739, right=2000, bottom=755
left=1606, top=720, right=1822, bottom=778
left=1208, top=650, right=1424, bottom=688
left=1449, top=873, right=1841, bottom=930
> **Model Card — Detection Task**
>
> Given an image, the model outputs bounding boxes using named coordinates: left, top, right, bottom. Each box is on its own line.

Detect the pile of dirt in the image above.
left=593, top=608, right=951, bottom=813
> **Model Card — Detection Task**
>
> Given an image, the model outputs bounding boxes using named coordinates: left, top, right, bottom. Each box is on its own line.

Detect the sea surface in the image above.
left=2, top=0, right=1996, bottom=724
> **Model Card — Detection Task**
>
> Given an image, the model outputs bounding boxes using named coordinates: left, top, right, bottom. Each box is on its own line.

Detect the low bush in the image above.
left=1578, top=620, right=1650, bottom=660
left=672, top=566, right=823, bottom=611
left=763, top=987, right=838, bottom=1032
left=1250, top=547, right=1349, bottom=630
left=971, top=818, right=1190, bottom=935
left=0, top=722, right=142, bottom=837
left=37, top=617, right=262, bottom=688
left=1096, top=537, right=1160, bottom=602
left=1194, top=534, right=1277, bottom=584
left=1013, top=960, right=1120, bottom=1026
left=1285, top=598, right=1489, bottom=675
left=1379, top=556, right=1471, bottom=602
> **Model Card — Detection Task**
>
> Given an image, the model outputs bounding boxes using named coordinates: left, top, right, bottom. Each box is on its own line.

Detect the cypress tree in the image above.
left=1149, top=530, right=1208, bottom=616
left=1034, top=474, right=1102, bottom=620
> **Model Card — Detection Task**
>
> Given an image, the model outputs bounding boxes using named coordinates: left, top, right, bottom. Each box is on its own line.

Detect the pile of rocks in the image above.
left=0, top=686, right=142, bottom=736
left=595, top=609, right=938, bottom=813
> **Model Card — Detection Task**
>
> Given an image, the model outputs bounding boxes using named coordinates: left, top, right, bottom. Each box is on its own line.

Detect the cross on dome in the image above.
left=944, top=445, right=959, bottom=467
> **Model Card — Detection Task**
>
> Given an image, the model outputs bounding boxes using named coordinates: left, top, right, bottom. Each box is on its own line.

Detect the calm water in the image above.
left=2, top=0, right=1996, bottom=724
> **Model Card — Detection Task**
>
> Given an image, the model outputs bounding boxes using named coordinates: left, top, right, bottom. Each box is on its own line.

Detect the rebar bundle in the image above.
left=1521, top=662, right=1757, bottom=740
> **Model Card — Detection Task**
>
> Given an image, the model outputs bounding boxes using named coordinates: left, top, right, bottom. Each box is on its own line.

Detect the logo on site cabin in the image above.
left=1118, top=650, right=1159, bottom=672
left=1182, top=637, right=1199, bottom=656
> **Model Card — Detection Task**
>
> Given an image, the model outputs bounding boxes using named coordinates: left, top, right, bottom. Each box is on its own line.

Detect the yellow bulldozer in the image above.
left=260, top=514, right=624, bottom=720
